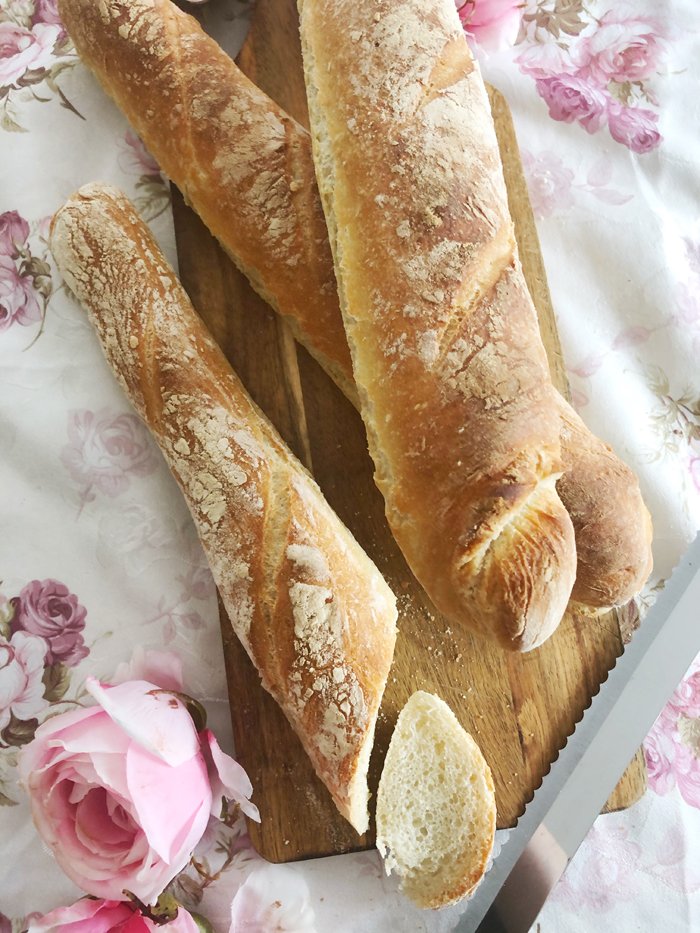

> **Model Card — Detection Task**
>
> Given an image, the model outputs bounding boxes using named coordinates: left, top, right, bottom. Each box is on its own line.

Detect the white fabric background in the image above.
left=1, top=0, right=699, bottom=930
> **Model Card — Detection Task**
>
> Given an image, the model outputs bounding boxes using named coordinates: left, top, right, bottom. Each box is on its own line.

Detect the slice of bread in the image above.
left=375, top=691, right=496, bottom=909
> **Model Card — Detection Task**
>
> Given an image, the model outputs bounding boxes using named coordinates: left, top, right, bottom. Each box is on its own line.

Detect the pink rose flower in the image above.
left=535, top=75, right=609, bottom=133
left=673, top=742, right=700, bottom=809
left=644, top=719, right=677, bottom=796
left=230, top=865, right=317, bottom=933
left=516, top=41, right=578, bottom=80
left=574, top=12, right=665, bottom=84
left=521, top=149, right=575, bottom=219
left=0, top=631, right=48, bottom=732
left=457, top=0, right=522, bottom=51
left=668, top=663, right=700, bottom=718
left=11, top=579, right=88, bottom=668
left=61, top=409, right=159, bottom=500
left=177, top=561, right=216, bottom=602
left=32, top=0, right=64, bottom=30
left=0, top=21, right=60, bottom=87
left=29, top=898, right=199, bottom=933
left=553, top=822, right=641, bottom=911
left=0, top=913, right=10, bottom=933
left=608, top=104, right=661, bottom=154
left=0, top=254, right=42, bottom=331
left=0, top=210, right=30, bottom=257
left=19, top=678, right=258, bottom=903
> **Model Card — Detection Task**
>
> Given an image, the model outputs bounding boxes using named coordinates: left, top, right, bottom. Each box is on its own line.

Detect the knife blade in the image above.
left=454, top=534, right=700, bottom=933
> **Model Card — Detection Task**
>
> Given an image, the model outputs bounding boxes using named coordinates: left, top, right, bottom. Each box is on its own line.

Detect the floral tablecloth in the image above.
left=1, top=0, right=699, bottom=930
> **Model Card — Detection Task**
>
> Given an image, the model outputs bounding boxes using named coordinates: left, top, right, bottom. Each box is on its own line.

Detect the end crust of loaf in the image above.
left=49, top=182, right=397, bottom=835
left=376, top=691, right=496, bottom=909
left=557, top=401, right=653, bottom=609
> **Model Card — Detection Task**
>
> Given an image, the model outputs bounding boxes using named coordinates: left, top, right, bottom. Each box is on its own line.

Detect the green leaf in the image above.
left=609, top=81, right=633, bottom=106
left=18, top=68, right=48, bottom=88
left=0, top=110, right=26, bottom=133
left=0, top=788, right=18, bottom=807
left=174, top=873, right=204, bottom=906
left=191, top=912, right=215, bottom=933
left=1, top=714, right=38, bottom=747
left=42, top=663, right=71, bottom=702
left=182, top=694, right=207, bottom=732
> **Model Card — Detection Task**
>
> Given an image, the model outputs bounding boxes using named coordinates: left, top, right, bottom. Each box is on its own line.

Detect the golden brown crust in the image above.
left=558, top=401, right=653, bottom=607
left=299, top=0, right=576, bottom=649
left=57, top=0, right=355, bottom=400
left=49, top=183, right=397, bottom=834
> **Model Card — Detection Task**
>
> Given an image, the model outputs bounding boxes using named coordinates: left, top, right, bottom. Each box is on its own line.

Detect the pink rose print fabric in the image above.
left=0, top=210, right=51, bottom=335
left=0, top=253, right=42, bottom=331
left=0, top=211, right=29, bottom=256
left=0, top=578, right=89, bottom=760
left=11, top=580, right=88, bottom=667
left=0, top=632, right=48, bottom=732
left=118, top=130, right=170, bottom=222
left=645, top=660, right=700, bottom=808
left=513, top=2, right=666, bottom=152
left=574, top=11, right=665, bottom=84
left=0, top=2, right=79, bottom=131
left=0, top=21, right=59, bottom=86
left=32, top=0, right=64, bottom=34
left=521, top=150, right=632, bottom=219
left=554, top=822, right=642, bottom=913
left=61, top=408, right=160, bottom=507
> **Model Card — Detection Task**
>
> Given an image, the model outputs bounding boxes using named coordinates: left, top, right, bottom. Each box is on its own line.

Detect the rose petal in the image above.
left=201, top=730, right=260, bottom=822
left=112, top=648, right=185, bottom=693
left=52, top=809, right=151, bottom=890
left=19, top=705, right=102, bottom=781
left=125, top=740, right=211, bottom=864
left=86, top=678, right=199, bottom=766
left=11, top=631, right=49, bottom=672
left=28, top=898, right=136, bottom=933
left=73, top=786, right=137, bottom=854
left=229, top=864, right=317, bottom=932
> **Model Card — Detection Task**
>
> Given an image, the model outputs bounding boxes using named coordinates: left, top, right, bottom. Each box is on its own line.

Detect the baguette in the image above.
left=57, top=0, right=354, bottom=400
left=376, top=691, right=496, bottom=909
left=299, top=0, right=577, bottom=650
left=49, top=183, right=398, bottom=835
left=59, top=0, right=652, bottom=612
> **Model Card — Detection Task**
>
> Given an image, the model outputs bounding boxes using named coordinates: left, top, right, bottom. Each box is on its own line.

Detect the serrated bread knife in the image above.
left=452, top=534, right=700, bottom=933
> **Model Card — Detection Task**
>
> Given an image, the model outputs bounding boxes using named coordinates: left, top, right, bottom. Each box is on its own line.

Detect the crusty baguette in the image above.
left=298, top=0, right=577, bottom=650
left=49, top=183, right=397, bottom=835
left=57, top=0, right=354, bottom=400
left=376, top=691, right=496, bottom=909
left=59, top=0, right=652, bottom=612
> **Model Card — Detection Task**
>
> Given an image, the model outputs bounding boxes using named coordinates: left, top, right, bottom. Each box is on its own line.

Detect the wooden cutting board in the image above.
left=171, top=0, right=646, bottom=863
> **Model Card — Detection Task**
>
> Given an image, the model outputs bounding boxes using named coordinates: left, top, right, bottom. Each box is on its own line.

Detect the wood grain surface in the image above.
left=171, top=0, right=646, bottom=863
